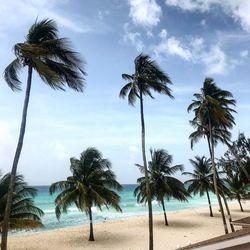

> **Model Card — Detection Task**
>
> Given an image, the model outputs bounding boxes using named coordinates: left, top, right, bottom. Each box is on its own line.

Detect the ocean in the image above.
left=30, top=185, right=218, bottom=233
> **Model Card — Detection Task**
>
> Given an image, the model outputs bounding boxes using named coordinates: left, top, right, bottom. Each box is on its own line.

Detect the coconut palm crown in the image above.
left=49, top=147, right=122, bottom=241
left=119, top=53, right=173, bottom=105
left=225, top=174, right=250, bottom=212
left=183, top=156, right=214, bottom=217
left=5, top=18, right=86, bottom=92
left=187, top=78, right=236, bottom=132
left=0, top=173, right=44, bottom=231
left=134, top=149, right=188, bottom=226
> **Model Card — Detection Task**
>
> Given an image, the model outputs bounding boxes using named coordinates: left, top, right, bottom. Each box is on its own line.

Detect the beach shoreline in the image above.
left=10, top=201, right=216, bottom=237
left=7, top=201, right=250, bottom=250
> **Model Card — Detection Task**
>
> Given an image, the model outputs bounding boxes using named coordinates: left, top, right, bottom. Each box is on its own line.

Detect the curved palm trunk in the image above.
left=161, top=199, right=168, bottom=226
left=215, top=165, right=235, bottom=232
left=221, top=192, right=235, bottom=232
left=237, top=197, right=244, bottom=212
left=88, top=207, right=94, bottom=241
left=207, top=119, right=228, bottom=234
left=1, top=66, right=33, bottom=250
left=205, top=188, right=213, bottom=217
left=225, top=140, right=250, bottom=182
left=139, top=90, right=153, bottom=250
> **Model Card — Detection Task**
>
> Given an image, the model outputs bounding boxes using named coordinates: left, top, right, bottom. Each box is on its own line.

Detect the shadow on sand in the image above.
left=66, top=230, right=131, bottom=248
left=154, top=219, right=200, bottom=229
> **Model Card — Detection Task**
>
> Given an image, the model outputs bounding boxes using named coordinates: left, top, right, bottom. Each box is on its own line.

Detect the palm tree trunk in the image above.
left=205, top=188, right=213, bottom=217
left=88, top=207, right=94, bottom=241
left=207, top=119, right=228, bottom=234
left=161, top=199, right=168, bottom=226
left=225, top=140, right=250, bottom=182
left=237, top=197, right=244, bottom=212
left=139, top=89, right=153, bottom=250
left=221, top=193, right=235, bottom=232
left=1, top=65, right=33, bottom=250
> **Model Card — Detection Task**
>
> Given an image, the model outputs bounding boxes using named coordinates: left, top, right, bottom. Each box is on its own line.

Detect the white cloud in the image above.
left=190, top=37, right=204, bottom=51
left=146, top=30, right=154, bottom=37
left=165, top=0, right=250, bottom=33
left=0, top=0, right=89, bottom=34
left=152, top=32, right=246, bottom=75
left=153, top=36, right=192, bottom=61
left=44, top=11, right=90, bottom=33
left=123, top=23, right=145, bottom=51
left=240, top=50, right=249, bottom=58
left=159, top=29, right=168, bottom=39
left=128, top=0, right=162, bottom=28
left=200, top=45, right=227, bottom=75
left=226, top=1, right=250, bottom=32
left=200, top=19, right=206, bottom=27
left=165, top=0, right=217, bottom=12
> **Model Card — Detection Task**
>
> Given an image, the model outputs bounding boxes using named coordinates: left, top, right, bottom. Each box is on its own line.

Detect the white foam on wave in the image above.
left=152, top=200, right=159, bottom=205
left=43, top=209, right=56, bottom=214
left=68, top=208, right=79, bottom=212
left=135, top=203, right=144, bottom=207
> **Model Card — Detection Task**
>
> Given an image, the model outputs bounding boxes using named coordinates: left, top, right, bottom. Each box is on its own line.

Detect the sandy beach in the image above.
left=7, top=201, right=250, bottom=250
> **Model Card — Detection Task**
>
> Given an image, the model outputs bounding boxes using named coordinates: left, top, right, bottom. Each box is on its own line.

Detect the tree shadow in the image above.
left=154, top=219, right=200, bottom=229
left=197, top=212, right=222, bottom=218
left=66, top=230, right=131, bottom=248
left=230, top=208, right=250, bottom=213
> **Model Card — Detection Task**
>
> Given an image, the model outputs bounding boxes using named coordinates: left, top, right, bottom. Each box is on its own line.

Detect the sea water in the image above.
left=29, top=185, right=217, bottom=233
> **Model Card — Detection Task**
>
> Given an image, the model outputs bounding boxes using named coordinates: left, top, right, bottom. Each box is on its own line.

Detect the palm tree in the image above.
left=134, top=149, right=188, bottom=226
left=1, top=19, right=86, bottom=250
left=219, top=133, right=250, bottom=183
left=189, top=121, right=237, bottom=231
left=49, top=147, right=122, bottom=241
left=0, top=173, right=44, bottom=232
left=183, top=156, right=214, bottom=217
left=188, top=78, right=236, bottom=234
left=225, top=174, right=250, bottom=212
left=120, top=54, right=173, bottom=250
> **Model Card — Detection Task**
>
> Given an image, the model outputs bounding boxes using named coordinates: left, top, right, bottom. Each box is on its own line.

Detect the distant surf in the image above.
left=19, top=184, right=217, bottom=233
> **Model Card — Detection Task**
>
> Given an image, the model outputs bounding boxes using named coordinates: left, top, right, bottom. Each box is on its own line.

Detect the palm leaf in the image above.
left=4, top=59, right=22, bottom=91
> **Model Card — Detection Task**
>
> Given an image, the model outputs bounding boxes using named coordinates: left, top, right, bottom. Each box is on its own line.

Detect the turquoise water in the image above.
left=29, top=185, right=218, bottom=232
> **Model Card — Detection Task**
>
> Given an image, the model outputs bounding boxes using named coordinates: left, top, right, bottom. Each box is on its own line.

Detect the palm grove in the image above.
left=1, top=18, right=250, bottom=250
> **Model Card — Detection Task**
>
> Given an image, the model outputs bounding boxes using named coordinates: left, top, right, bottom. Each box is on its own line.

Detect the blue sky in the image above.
left=0, top=0, right=250, bottom=185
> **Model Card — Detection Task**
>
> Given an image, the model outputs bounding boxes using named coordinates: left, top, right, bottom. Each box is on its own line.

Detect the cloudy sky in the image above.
left=0, top=0, right=250, bottom=185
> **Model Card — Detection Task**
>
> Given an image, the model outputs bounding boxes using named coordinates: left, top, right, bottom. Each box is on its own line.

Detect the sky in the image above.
left=0, top=0, right=250, bottom=185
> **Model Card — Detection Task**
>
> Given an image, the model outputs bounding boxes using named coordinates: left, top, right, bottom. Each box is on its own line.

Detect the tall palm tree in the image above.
left=49, top=147, right=122, bottom=241
left=120, top=54, right=173, bottom=250
left=189, top=119, right=236, bottom=231
left=1, top=19, right=86, bottom=250
left=225, top=174, right=250, bottom=212
left=183, top=156, right=214, bottom=217
left=0, top=173, right=44, bottom=232
left=134, top=149, right=188, bottom=226
left=188, top=78, right=236, bottom=234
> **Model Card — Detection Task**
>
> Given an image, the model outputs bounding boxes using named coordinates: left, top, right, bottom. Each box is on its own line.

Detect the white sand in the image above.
left=8, top=201, right=250, bottom=250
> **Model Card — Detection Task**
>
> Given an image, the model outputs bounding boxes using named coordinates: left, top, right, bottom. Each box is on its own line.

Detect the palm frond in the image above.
left=0, top=174, right=44, bottom=231
left=27, top=19, right=58, bottom=44
left=4, top=18, right=86, bottom=92
left=50, top=147, right=122, bottom=220
left=4, top=59, right=22, bottom=91
left=120, top=53, right=173, bottom=105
